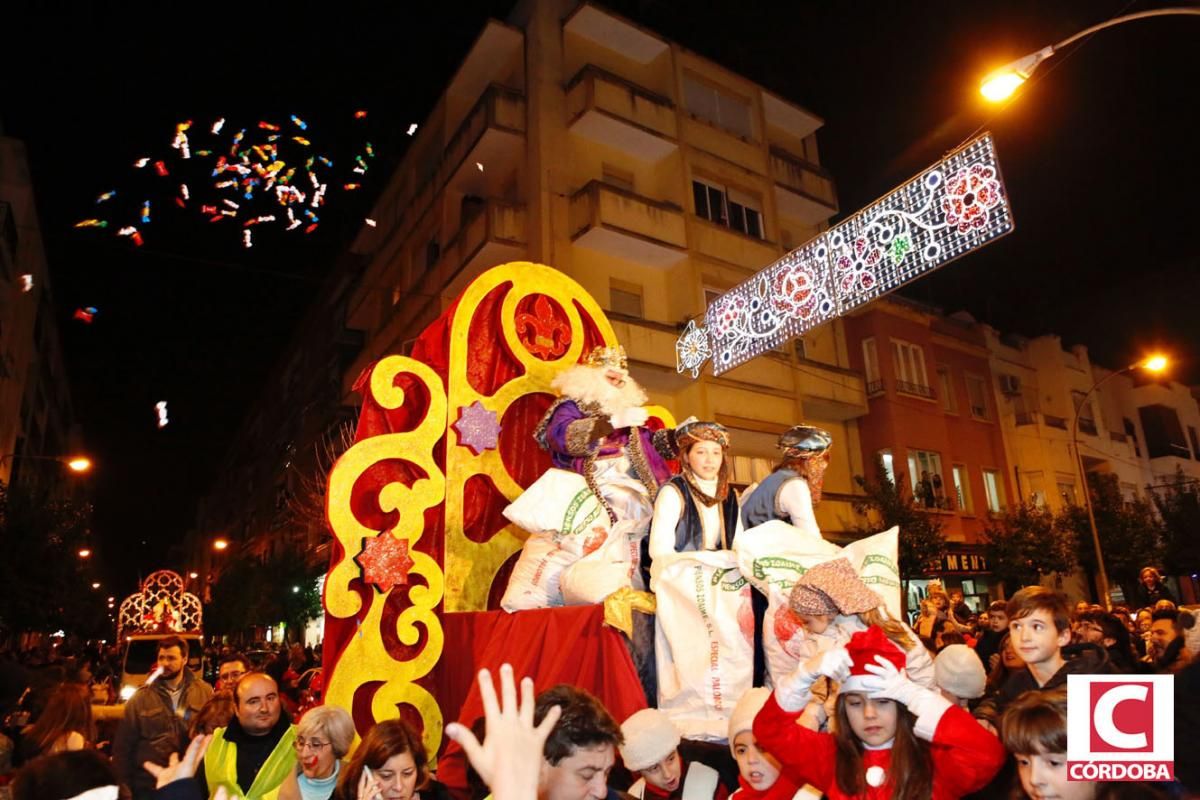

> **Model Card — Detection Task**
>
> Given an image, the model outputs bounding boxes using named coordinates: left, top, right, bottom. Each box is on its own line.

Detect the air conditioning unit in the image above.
left=999, top=374, right=1021, bottom=395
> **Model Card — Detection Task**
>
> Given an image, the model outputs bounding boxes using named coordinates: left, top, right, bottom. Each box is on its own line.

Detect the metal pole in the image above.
left=1070, top=367, right=1130, bottom=611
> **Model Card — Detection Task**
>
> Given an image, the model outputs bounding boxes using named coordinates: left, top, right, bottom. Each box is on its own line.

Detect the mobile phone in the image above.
left=362, top=766, right=383, bottom=800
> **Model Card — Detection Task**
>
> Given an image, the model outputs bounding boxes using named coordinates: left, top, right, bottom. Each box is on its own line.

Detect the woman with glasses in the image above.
left=281, top=705, right=356, bottom=800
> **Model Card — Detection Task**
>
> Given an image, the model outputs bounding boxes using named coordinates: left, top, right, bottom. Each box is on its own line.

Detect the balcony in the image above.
left=1044, top=415, right=1068, bottom=430
left=1109, top=431, right=1128, bottom=443
left=896, top=380, right=934, bottom=399
left=866, top=379, right=885, bottom=397
left=569, top=180, right=686, bottom=268
left=770, top=147, right=838, bottom=225
left=439, top=84, right=526, bottom=197
left=1015, top=411, right=1039, bottom=426
left=566, top=66, right=677, bottom=162
left=1078, top=418, right=1098, bottom=436
left=434, top=200, right=529, bottom=298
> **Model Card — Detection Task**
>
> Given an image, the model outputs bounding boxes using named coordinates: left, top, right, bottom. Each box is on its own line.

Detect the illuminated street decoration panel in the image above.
left=676, top=132, right=1013, bottom=377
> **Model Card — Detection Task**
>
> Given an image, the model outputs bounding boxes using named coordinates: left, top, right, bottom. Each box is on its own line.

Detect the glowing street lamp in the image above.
left=0, top=452, right=94, bottom=473
left=213, top=538, right=229, bottom=552
left=91, top=582, right=101, bottom=589
left=78, top=548, right=92, bottom=558
left=980, top=8, right=1200, bottom=102
left=189, top=571, right=199, bottom=579
left=1071, top=354, right=1170, bottom=609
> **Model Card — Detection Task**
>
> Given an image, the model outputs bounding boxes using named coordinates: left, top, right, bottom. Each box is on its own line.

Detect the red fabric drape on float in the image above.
left=322, top=282, right=610, bottom=740
left=435, top=604, right=648, bottom=792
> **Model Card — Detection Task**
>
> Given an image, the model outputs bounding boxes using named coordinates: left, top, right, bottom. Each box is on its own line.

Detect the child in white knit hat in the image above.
left=619, top=709, right=725, bottom=800
left=933, top=644, right=986, bottom=709
left=726, top=688, right=817, bottom=800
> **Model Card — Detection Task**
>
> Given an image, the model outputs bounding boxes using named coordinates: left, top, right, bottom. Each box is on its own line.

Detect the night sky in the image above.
left=5, top=1, right=1197, bottom=598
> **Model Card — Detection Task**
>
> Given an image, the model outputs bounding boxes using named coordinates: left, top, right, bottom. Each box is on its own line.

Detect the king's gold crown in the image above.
left=584, top=344, right=627, bottom=371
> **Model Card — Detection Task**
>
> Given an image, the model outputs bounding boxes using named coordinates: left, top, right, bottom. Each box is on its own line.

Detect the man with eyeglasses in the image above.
left=216, top=654, right=249, bottom=692
left=196, top=672, right=296, bottom=799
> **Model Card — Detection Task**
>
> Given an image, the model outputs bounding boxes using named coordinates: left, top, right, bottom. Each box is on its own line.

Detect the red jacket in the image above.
left=752, top=693, right=1005, bottom=799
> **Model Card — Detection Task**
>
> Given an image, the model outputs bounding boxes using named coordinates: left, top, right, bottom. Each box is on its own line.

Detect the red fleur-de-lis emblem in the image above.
left=516, top=295, right=570, bottom=358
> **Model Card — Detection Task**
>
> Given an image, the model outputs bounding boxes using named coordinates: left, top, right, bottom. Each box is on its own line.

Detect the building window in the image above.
left=879, top=448, right=895, bottom=485
left=682, top=73, right=754, bottom=139
left=729, top=455, right=775, bottom=492
left=907, top=449, right=946, bottom=509
left=965, top=374, right=990, bottom=419
left=863, top=338, right=881, bottom=393
left=609, top=280, right=643, bottom=319
left=1121, top=482, right=1139, bottom=504
left=692, top=179, right=764, bottom=239
left=1072, top=390, right=1098, bottom=435
left=1190, top=426, right=1200, bottom=460
left=937, top=366, right=956, bottom=412
left=1057, top=481, right=1077, bottom=506
left=1123, top=418, right=1142, bottom=457
left=425, top=239, right=440, bottom=269
left=983, top=469, right=1005, bottom=513
left=952, top=464, right=971, bottom=513
left=891, top=339, right=930, bottom=396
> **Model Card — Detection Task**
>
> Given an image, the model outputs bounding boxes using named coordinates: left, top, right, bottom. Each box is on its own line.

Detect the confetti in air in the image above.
left=73, top=306, right=98, bottom=323
left=155, top=401, right=169, bottom=428
left=77, top=111, right=379, bottom=249
left=406, top=124, right=418, bottom=135
left=19, top=274, right=34, bottom=292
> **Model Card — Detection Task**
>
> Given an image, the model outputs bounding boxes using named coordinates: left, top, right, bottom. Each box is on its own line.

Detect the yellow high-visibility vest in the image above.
left=204, top=723, right=297, bottom=800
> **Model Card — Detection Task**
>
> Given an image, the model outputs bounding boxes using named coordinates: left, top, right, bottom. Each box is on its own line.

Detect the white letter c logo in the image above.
left=1094, top=685, right=1148, bottom=749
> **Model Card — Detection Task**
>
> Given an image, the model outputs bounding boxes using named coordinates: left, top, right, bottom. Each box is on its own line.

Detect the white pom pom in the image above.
left=865, top=766, right=887, bottom=787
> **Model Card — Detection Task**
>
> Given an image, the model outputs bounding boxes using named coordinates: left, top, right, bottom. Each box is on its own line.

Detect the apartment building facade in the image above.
left=343, top=0, right=870, bottom=538
left=843, top=299, right=1013, bottom=609
left=0, top=134, right=79, bottom=492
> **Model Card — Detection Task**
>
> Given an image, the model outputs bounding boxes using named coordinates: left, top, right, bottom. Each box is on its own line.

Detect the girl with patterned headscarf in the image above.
left=644, top=418, right=744, bottom=587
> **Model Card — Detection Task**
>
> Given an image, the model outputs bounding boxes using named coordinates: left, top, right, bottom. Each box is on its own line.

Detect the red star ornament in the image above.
left=356, top=533, right=416, bottom=593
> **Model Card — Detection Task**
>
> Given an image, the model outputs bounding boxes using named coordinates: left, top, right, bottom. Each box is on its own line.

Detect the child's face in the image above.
left=990, top=611, right=1008, bottom=632
left=799, top=613, right=836, bottom=634
left=639, top=751, right=682, bottom=793
left=1015, top=751, right=1096, bottom=800
left=686, top=441, right=723, bottom=481
left=732, top=732, right=780, bottom=791
left=1010, top=609, right=1070, bottom=668
left=1002, top=637, right=1024, bottom=669
left=841, top=693, right=898, bottom=748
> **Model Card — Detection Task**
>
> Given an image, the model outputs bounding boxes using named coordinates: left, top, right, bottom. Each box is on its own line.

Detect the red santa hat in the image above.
left=839, top=624, right=906, bottom=694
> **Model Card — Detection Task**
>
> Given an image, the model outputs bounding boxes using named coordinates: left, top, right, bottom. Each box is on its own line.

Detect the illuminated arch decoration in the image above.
left=322, top=262, right=675, bottom=756
left=676, top=132, right=1014, bottom=377
left=117, top=570, right=201, bottom=639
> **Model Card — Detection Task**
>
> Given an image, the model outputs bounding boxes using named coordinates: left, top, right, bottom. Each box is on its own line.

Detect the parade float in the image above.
left=320, top=132, right=1013, bottom=789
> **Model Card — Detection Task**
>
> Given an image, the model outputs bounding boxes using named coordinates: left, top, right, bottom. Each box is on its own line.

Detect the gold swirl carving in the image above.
left=444, top=262, right=619, bottom=612
left=325, top=355, right=446, bottom=756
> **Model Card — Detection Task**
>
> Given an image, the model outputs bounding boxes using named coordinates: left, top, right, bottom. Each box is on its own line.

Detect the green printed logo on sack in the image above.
left=712, top=567, right=748, bottom=591
left=751, top=556, right=807, bottom=589
left=558, top=488, right=605, bottom=539
left=861, top=553, right=899, bottom=577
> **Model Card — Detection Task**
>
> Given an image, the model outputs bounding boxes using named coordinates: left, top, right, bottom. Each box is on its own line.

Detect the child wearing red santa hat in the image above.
left=752, top=625, right=1005, bottom=799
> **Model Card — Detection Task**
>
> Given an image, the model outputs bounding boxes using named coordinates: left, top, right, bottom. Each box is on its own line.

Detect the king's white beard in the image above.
left=552, top=365, right=648, bottom=417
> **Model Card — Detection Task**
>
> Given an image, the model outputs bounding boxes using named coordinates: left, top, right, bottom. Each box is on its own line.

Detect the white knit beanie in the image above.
left=934, top=644, right=986, bottom=700
left=619, top=708, right=681, bottom=771
left=727, top=687, right=772, bottom=752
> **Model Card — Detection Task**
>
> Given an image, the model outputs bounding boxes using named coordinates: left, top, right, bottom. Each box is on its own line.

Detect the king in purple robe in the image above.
left=534, top=344, right=677, bottom=529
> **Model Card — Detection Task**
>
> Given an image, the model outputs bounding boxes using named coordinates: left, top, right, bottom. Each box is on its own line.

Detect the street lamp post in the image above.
left=0, top=453, right=93, bottom=473
left=981, top=7, right=1200, bottom=101
left=1070, top=356, right=1168, bottom=610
